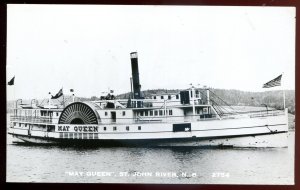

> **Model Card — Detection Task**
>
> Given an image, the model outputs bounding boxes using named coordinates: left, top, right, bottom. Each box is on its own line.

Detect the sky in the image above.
left=7, top=5, right=295, bottom=100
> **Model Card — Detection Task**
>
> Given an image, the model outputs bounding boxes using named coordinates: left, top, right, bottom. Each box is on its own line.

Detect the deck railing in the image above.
left=10, top=116, right=57, bottom=124
left=249, top=110, right=285, bottom=118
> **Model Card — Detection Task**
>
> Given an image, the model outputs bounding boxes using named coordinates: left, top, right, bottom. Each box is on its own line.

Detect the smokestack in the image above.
left=130, top=52, right=142, bottom=99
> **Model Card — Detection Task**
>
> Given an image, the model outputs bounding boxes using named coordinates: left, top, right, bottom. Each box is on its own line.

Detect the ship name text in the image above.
left=56, top=125, right=98, bottom=133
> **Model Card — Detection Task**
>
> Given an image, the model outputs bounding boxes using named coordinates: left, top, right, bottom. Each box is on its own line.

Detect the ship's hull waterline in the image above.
left=10, top=132, right=288, bottom=148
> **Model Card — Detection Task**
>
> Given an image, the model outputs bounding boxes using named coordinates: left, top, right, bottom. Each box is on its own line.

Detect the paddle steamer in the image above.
left=7, top=52, right=289, bottom=147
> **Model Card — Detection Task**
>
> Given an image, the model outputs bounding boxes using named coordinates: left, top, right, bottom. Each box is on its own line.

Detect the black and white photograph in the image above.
left=6, top=4, right=295, bottom=184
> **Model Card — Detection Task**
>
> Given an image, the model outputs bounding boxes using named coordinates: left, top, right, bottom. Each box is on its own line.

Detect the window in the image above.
left=154, top=110, right=158, bottom=116
left=159, top=110, right=163, bottom=115
left=64, top=132, right=68, bottom=138
left=154, top=96, right=156, bottom=99
left=56, top=112, right=59, bottom=116
left=169, top=109, right=173, bottom=115
left=138, top=126, right=141, bottom=130
left=103, top=127, right=106, bottom=131
left=113, top=126, right=117, bottom=131
left=168, top=95, right=171, bottom=100
left=126, top=126, right=129, bottom=131
left=140, top=111, right=144, bottom=116
left=122, top=111, right=126, bottom=116
left=145, top=111, right=148, bottom=116
left=150, top=111, right=153, bottom=116
left=19, top=123, right=21, bottom=127
left=161, top=96, right=164, bottom=99
left=176, top=94, right=179, bottom=99
left=83, top=133, right=88, bottom=139
left=105, top=112, right=108, bottom=116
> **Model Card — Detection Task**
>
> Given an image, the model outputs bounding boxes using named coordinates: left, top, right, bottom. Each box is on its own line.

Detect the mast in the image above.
left=191, top=85, right=196, bottom=116
left=62, top=87, right=65, bottom=108
left=283, top=90, right=286, bottom=109
left=282, top=73, right=286, bottom=110
left=48, top=92, right=51, bottom=108
left=207, top=88, right=210, bottom=105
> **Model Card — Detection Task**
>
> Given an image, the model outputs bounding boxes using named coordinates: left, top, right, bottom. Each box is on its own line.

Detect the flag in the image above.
left=51, top=88, right=63, bottom=99
left=110, top=90, right=114, bottom=93
left=70, top=89, right=74, bottom=92
left=8, top=76, right=15, bottom=85
left=263, top=74, right=282, bottom=88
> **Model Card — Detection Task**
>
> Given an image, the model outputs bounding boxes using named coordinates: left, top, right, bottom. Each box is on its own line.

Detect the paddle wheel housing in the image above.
left=58, top=102, right=101, bottom=124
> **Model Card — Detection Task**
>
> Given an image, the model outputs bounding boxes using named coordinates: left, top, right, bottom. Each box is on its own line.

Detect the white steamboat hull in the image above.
left=8, top=109, right=289, bottom=148
left=11, top=132, right=288, bottom=148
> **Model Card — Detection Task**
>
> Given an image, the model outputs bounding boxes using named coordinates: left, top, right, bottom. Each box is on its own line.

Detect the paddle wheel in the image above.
left=58, top=102, right=100, bottom=124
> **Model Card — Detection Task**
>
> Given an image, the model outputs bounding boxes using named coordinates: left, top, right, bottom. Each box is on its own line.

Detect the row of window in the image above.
left=60, top=132, right=98, bottom=139
left=104, top=126, right=141, bottom=131
left=139, top=109, right=173, bottom=117
left=153, top=95, right=179, bottom=100
left=104, top=111, right=126, bottom=116
left=15, top=123, right=29, bottom=128
left=153, top=91, right=205, bottom=100
left=41, top=111, right=60, bottom=117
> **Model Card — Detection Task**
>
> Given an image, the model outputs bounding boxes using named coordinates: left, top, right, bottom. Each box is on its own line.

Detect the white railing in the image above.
left=10, top=116, right=58, bottom=124
left=249, top=110, right=285, bottom=118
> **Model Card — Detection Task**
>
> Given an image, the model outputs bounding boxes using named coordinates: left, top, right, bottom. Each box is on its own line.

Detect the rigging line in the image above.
left=211, top=101, right=225, bottom=116
left=207, top=92, right=236, bottom=114
left=208, top=89, right=236, bottom=111
left=202, top=91, right=233, bottom=115
left=266, top=125, right=274, bottom=133
left=38, top=99, right=46, bottom=107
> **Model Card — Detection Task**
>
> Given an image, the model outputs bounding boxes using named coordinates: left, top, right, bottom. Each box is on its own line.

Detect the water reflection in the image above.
left=6, top=133, right=294, bottom=184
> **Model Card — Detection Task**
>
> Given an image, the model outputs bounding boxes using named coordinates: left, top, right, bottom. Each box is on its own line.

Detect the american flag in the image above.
left=262, top=74, right=282, bottom=88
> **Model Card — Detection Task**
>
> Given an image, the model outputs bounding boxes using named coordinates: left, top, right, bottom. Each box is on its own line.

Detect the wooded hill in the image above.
left=7, top=89, right=295, bottom=114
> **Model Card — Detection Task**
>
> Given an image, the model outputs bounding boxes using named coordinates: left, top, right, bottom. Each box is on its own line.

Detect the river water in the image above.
left=6, top=113, right=295, bottom=184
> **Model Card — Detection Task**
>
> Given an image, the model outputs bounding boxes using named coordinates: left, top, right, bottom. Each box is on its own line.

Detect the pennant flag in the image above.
left=263, top=74, right=282, bottom=88
left=70, top=89, right=74, bottom=92
left=8, top=76, right=15, bottom=85
left=51, top=88, right=63, bottom=99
